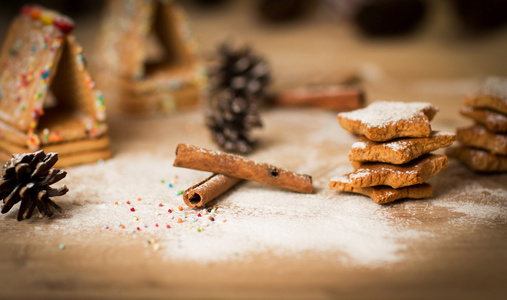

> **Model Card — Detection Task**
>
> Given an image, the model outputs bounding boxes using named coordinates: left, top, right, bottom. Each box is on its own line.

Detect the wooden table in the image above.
left=0, top=2, right=506, bottom=299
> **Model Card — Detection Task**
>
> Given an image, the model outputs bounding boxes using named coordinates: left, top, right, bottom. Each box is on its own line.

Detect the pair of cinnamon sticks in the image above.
left=173, top=144, right=313, bottom=208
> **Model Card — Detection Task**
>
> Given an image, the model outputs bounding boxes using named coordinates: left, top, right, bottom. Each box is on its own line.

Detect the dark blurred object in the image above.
left=0, top=0, right=99, bottom=16
left=274, top=85, right=365, bottom=111
left=451, top=0, right=507, bottom=32
left=354, top=0, right=428, bottom=36
left=257, top=0, right=318, bottom=23
left=190, top=0, right=230, bottom=9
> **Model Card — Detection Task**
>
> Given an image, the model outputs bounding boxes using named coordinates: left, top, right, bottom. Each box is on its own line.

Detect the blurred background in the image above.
left=1, top=0, right=507, bottom=114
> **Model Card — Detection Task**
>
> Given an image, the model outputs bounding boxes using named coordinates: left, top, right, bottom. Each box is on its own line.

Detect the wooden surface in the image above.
left=1, top=2, right=507, bottom=299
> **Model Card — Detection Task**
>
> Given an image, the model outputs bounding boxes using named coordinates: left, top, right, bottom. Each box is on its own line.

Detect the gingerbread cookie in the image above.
left=457, top=126, right=507, bottom=156
left=337, top=101, right=438, bottom=142
left=459, top=106, right=507, bottom=133
left=345, top=154, right=448, bottom=188
left=463, top=77, right=507, bottom=115
left=447, top=146, right=507, bottom=172
left=349, top=131, right=455, bottom=164
left=329, top=178, right=433, bottom=204
left=0, top=5, right=111, bottom=167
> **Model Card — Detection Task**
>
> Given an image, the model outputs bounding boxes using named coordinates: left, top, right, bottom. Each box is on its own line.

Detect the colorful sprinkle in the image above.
left=197, top=213, right=202, bottom=217
left=59, top=244, right=65, bottom=250
left=137, top=197, right=142, bottom=201
left=208, top=217, right=215, bottom=222
left=167, top=209, right=172, bottom=213
left=158, top=203, right=163, bottom=207
left=114, top=201, right=118, bottom=205
left=130, top=207, right=135, bottom=212
left=155, top=224, right=159, bottom=227
left=178, top=206, right=183, bottom=211
left=126, top=201, right=130, bottom=204
left=121, top=225, right=125, bottom=229
left=133, top=216, right=138, bottom=221
left=177, top=218, right=183, bottom=223
left=166, top=225, right=171, bottom=228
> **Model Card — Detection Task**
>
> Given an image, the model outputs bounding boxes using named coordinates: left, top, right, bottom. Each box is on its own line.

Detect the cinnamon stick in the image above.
left=274, top=85, right=365, bottom=111
left=183, top=174, right=242, bottom=208
left=173, top=144, right=313, bottom=194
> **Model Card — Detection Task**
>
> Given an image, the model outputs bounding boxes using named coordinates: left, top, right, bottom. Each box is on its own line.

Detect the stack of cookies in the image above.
left=447, top=77, right=507, bottom=172
left=329, top=101, right=456, bottom=204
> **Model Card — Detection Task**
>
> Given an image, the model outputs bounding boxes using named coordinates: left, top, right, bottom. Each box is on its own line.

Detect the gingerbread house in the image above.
left=94, top=0, right=207, bottom=115
left=0, top=5, right=111, bottom=167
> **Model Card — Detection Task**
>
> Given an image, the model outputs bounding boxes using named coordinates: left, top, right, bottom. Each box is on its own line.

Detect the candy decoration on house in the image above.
left=0, top=5, right=111, bottom=167
left=0, top=150, right=68, bottom=221
left=94, top=0, right=207, bottom=115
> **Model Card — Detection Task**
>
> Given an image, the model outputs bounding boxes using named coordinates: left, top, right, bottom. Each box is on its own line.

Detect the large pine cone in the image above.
left=210, top=43, right=271, bottom=100
left=0, top=150, right=68, bottom=221
left=206, top=43, right=271, bottom=154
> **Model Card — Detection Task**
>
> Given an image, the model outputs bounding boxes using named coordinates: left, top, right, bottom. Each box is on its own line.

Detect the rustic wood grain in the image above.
left=0, top=2, right=506, bottom=299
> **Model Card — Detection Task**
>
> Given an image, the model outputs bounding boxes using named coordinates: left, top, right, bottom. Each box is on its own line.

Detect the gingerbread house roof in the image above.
left=97, top=0, right=201, bottom=79
left=94, top=0, right=206, bottom=115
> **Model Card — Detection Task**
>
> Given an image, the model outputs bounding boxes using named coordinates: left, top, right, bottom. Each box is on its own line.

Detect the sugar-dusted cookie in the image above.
left=349, top=131, right=455, bottom=164
left=447, top=146, right=507, bottom=173
left=457, top=126, right=507, bottom=156
left=345, top=154, right=448, bottom=188
left=329, top=178, right=433, bottom=204
left=337, top=101, right=438, bottom=142
left=459, top=106, right=507, bottom=133
left=463, top=77, right=507, bottom=115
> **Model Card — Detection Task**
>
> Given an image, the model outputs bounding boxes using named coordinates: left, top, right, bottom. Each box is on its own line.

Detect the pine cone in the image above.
left=206, top=43, right=271, bottom=154
left=211, top=43, right=271, bottom=99
left=0, top=150, right=68, bottom=221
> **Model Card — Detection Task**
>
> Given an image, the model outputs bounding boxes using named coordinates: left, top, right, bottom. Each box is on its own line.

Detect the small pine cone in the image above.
left=0, top=150, right=68, bottom=221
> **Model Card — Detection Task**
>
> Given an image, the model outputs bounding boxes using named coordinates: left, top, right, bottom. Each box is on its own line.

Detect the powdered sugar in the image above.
left=481, top=77, right=507, bottom=101
left=1, top=108, right=505, bottom=267
left=338, top=101, right=436, bottom=128
left=433, top=131, right=455, bottom=137
left=487, top=111, right=507, bottom=124
left=351, top=141, right=367, bottom=149
left=385, top=140, right=410, bottom=151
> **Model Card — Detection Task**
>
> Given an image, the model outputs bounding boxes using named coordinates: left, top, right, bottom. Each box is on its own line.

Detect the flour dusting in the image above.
left=1, top=109, right=505, bottom=267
